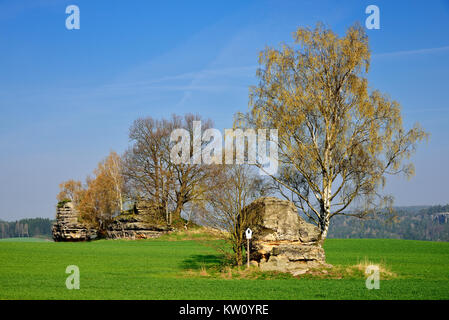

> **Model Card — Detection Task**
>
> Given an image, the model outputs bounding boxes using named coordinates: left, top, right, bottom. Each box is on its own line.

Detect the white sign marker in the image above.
left=245, top=228, right=253, bottom=268
left=245, top=228, right=252, bottom=239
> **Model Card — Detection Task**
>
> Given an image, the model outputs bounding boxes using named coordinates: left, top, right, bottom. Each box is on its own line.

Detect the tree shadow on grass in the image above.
left=180, top=254, right=224, bottom=270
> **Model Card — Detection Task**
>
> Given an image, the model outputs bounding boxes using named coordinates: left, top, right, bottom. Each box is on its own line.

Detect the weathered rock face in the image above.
left=52, top=200, right=171, bottom=241
left=245, top=197, right=330, bottom=276
left=106, top=201, right=171, bottom=239
left=107, top=213, right=171, bottom=239
left=52, top=202, right=97, bottom=241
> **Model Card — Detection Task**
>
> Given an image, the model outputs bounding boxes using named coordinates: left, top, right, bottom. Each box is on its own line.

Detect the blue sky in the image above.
left=0, top=0, right=448, bottom=220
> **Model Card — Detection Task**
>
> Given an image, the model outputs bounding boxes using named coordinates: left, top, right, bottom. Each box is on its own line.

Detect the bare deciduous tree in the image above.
left=199, top=165, right=269, bottom=266
left=123, top=114, right=214, bottom=226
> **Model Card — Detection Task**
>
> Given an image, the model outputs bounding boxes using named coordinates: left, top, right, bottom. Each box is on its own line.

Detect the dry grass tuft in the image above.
left=350, top=258, right=397, bottom=279
left=182, top=264, right=293, bottom=280
left=199, top=265, right=210, bottom=277
left=305, top=258, right=397, bottom=280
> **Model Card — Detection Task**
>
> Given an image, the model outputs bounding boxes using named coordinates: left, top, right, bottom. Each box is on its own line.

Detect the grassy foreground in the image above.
left=0, top=235, right=448, bottom=299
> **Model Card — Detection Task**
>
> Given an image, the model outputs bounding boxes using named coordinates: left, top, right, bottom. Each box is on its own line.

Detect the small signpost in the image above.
left=245, top=228, right=252, bottom=269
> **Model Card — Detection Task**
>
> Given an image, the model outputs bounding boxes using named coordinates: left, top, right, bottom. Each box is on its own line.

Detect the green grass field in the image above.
left=1, top=236, right=448, bottom=299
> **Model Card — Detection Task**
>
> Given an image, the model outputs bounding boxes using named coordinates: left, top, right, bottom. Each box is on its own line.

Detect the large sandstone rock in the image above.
left=245, top=197, right=330, bottom=276
left=52, top=200, right=172, bottom=241
left=107, top=213, right=171, bottom=239
left=106, top=201, right=172, bottom=239
left=52, top=202, right=97, bottom=241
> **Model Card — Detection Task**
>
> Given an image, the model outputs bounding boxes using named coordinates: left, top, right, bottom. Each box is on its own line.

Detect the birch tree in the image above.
left=76, top=151, right=125, bottom=232
left=102, top=151, right=125, bottom=212
left=239, top=23, right=428, bottom=242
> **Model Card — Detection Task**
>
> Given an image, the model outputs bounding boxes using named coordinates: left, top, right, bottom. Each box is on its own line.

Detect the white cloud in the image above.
left=373, top=45, right=449, bottom=58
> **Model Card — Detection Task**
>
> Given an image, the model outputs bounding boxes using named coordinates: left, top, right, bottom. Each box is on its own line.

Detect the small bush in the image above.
left=56, top=199, right=72, bottom=208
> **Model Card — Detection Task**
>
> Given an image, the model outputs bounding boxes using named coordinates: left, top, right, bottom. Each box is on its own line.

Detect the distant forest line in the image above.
left=0, top=218, right=54, bottom=239
left=327, top=204, right=449, bottom=241
left=1, top=204, right=448, bottom=241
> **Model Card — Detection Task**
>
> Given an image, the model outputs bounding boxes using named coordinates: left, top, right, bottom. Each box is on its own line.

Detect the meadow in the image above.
left=1, top=234, right=448, bottom=300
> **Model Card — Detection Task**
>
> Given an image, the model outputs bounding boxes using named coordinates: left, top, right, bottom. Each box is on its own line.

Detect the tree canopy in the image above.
left=238, top=23, right=428, bottom=241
